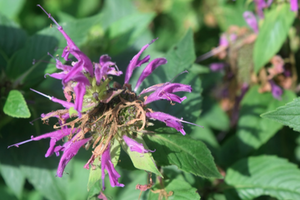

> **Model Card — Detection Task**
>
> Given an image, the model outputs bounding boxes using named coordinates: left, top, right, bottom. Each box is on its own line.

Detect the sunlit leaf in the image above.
left=145, top=128, right=222, bottom=179
left=261, top=96, right=300, bottom=132
left=225, top=155, right=300, bottom=199
left=3, top=90, right=30, bottom=118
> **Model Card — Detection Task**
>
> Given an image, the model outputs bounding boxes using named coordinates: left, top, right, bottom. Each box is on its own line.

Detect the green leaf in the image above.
left=19, top=143, right=67, bottom=200
left=148, top=178, right=200, bottom=200
left=108, top=13, right=155, bottom=40
left=3, top=90, right=30, bottom=118
left=153, top=0, right=198, bottom=51
left=65, top=156, right=89, bottom=200
left=0, top=149, right=25, bottom=199
left=219, top=86, right=295, bottom=167
left=106, top=12, right=155, bottom=55
left=253, top=3, right=295, bottom=72
left=0, top=184, right=18, bottom=200
left=261, top=97, right=300, bottom=132
left=201, top=97, right=230, bottom=131
left=100, top=0, right=136, bottom=30
left=144, top=129, right=222, bottom=179
left=0, top=13, right=26, bottom=71
left=190, top=119, right=220, bottom=155
left=214, top=2, right=248, bottom=32
left=225, top=155, right=300, bottom=199
left=0, top=0, right=25, bottom=19
left=121, top=136, right=162, bottom=177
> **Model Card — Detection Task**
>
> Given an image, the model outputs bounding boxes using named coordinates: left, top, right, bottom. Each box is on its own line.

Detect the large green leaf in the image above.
left=253, top=3, right=295, bottom=72
left=100, top=0, right=136, bottom=30
left=261, top=97, right=300, bottom=132
left=144, top=128, right=222, bottom=179
left=219, top=86, right=295, bottom=167
left=3, top=90, right=30, bottom=118
left=0, top=147, right=25, bottom=199
left=106, top=12, right=155, bottom=55
left=65, top=156, right=89, bottom=200
left=0, top=13, right=26, bottom=71
left=225, top=155, right=300, bottom=199
left=19, top=143, right=67, bottom=200
left=148, top=178, right=200, bottom=200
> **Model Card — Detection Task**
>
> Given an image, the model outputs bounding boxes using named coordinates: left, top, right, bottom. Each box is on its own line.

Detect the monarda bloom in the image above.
left=8, top=4, right=201, bottom=194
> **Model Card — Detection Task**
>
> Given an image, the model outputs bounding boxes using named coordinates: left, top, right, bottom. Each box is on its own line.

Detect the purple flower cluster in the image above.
left=8, top=4, right=201, bottom=191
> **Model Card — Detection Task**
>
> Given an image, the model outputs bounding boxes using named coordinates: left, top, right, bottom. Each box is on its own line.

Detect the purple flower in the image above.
left=254, top=0, right=272, bottom=18
left=101, top=143, right=124, bottom=190
left=269, top=80, right=282, bottom=100
left=143, top=83, right=192, bottom=105
left=123, top=135, right=155, bottom=153
left=219, top=34, right=237, bottom=47
left=219, top=34, right=229, bottom=47
left=57, top=135, right=91, bottom=177
left=243, top=11, right=259, bottom=33
left=146, top=112, right=203, bottom=135
left=210, top=62, right=226, bottom=72
left=291, top=0, right=298, bottom=11
left=124, top=39, right=158, bottom=84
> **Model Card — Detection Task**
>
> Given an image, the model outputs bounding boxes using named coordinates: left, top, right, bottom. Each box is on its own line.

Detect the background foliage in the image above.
left=1, top=0, right=300, bottom=200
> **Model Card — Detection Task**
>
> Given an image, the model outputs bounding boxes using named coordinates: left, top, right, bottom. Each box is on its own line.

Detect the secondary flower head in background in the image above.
left=8, top=4, right=201, bottom=193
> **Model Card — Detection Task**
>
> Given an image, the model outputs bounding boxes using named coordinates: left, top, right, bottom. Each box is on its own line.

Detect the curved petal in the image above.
left=134, top=58, right=167, bottom=92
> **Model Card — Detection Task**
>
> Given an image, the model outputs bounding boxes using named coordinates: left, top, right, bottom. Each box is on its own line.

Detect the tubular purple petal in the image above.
left=94, top=63, right=101, bottom=85
left=144, top=83, right=191, bottom=104
left=57, top=136, right=91, bottom=177
left=254, top=0, right=266, bottom=18
left=46, top=72, right=67, bottom=80
left=210, top=62, right=226, bottom=72
left=124, top=39, right=158, bottom=84
left=123, top=135, right=155, bottom=153
left=101, top=143, right=124, bottom=190
left=146, top=112, right=186, bottom=135
left=134, top=58, right=167, bottom=92
left=52, top=97, right=75, bottom=109
left=219, top=34, right=229, bottom=47
left=99, top=54, right=112, bottom=66
left=269, top=80, right=283, bottom=100
left=7, top=128, right=78, bottom=158
left=72, top=75, right=91, bottom=87
left=243, top=11, right=259, bottom=33
left=62, top=61, right=84, bottom=84
left=74, top=82, right=86, bottom=115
